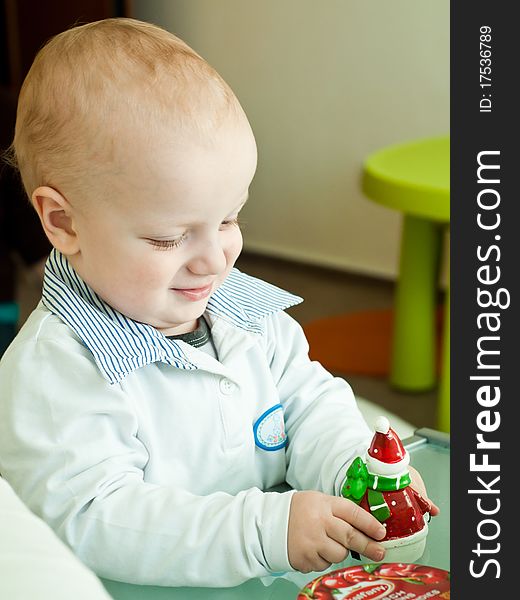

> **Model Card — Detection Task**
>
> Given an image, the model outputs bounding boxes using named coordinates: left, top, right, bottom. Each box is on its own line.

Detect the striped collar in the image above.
left=41, top=249, right=303, bottom=384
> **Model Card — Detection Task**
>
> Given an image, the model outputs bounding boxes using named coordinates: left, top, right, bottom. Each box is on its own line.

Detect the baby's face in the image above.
left=69, top=117, right=257, bottom=335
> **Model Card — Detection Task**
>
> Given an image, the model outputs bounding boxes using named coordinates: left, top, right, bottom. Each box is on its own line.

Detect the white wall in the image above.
left=132, top=0, right=449, bottom=279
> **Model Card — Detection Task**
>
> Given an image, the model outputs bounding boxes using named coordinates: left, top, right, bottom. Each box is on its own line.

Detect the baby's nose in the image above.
left=187, top=239, right=227, bottom=276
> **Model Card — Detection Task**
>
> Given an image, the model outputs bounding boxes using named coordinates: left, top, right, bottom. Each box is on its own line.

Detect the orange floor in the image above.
left=303, top=308, right=443, bottom=377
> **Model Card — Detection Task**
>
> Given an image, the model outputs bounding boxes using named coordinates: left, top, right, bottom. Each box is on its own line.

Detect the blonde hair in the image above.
left=10, top=18, right=239, bottom=202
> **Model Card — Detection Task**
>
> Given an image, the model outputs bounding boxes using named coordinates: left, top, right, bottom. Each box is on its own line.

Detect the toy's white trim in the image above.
left=365, top=450, right=410, bottom=476
left=361, top=523, right=429, bottom=564
left=381, top=524, right=429, bottom=563
left=381, top=523, right=428, bottom=563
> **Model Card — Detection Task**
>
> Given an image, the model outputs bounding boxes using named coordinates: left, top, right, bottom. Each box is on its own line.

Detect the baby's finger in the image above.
left=411, top=488, right=440, bottom=517
left=426, top=499, right=440, bottom=516
left=331, top=497, right=387, bottom=540
left=326, top=515, right=385, bottom=563
left=319, top=537, right=350, bottom=565
left=358, top=538, right=385, bottom=563
left=326, top=514, right=353, bottom=545
left=408, top=466, right=428, bottom=496
left=301, top=554, right=332, bottom=574
left=408, top=466, right=440, bottom=516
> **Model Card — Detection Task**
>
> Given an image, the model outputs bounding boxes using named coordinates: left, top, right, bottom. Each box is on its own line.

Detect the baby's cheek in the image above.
left=226, top=230, right=243, bottom=263
left=130, top=257, right=170, bottom=285
left=113, top=268, right=161, bottom=308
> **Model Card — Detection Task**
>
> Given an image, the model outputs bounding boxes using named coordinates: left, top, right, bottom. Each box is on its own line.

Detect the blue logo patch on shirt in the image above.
left=253, top=404, right=287, bottom=451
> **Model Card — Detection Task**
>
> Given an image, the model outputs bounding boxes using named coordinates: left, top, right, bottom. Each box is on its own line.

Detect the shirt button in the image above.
left=219, top=378, right=235, bottom=395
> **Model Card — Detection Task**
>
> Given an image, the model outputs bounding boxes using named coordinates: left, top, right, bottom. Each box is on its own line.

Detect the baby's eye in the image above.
left=148, top=234, right=187, bottom=250
left=220, top=217, right=241, bottom=230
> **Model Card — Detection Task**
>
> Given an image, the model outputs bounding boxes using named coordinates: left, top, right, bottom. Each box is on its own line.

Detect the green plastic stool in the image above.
left=362, top=136, right=450, bottom=432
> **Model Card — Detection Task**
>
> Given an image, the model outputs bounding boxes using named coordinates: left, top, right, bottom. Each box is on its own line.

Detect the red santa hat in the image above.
left=365, top=416, right=410, bottom=476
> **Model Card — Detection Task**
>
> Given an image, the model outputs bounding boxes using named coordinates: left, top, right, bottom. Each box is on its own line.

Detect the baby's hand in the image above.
left=287, top=490, right=386, bottom=573
left=408, top=466, right=440, bottom=516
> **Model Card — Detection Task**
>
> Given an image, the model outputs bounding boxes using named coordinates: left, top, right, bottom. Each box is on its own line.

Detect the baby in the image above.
left=0, top=18, right=437, bottom=587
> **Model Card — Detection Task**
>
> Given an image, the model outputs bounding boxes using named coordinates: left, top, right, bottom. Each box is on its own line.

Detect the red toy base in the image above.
left=297, top=563, right=450, bottom=599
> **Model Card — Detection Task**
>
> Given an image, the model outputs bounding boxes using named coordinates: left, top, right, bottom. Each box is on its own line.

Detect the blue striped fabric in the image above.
left=41, top=250, right=303, bottom=384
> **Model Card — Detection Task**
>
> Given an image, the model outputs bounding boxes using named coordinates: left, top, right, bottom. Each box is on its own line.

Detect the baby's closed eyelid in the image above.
left=145, top=216, right=242, bottom=249
left=147, top=233, right=188, bottom=250
left=221, top=216, right=242, bottom=228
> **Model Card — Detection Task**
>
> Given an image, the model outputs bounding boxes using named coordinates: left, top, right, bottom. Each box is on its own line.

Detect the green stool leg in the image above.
left=391, top=215, right=442, bottom=391
left=438, top=281, right=450, bottom=432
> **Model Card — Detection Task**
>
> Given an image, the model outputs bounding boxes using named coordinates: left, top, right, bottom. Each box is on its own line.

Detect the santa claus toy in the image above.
left=340, top=416, right=430, bottom=563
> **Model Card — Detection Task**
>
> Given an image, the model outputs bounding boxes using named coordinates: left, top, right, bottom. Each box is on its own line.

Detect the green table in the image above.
left=101, top=429, right=450, bottom=599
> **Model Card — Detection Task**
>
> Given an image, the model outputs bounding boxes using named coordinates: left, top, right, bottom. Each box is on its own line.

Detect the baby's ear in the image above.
left=32, top=186, right=80, bottom=256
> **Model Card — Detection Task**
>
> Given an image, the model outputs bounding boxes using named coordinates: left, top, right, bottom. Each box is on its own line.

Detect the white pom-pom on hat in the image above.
left=374, top=416, right=390, bottom=434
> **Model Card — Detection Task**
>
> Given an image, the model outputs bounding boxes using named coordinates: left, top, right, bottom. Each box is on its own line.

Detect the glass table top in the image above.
left=101, top=428, right=450, bottom=600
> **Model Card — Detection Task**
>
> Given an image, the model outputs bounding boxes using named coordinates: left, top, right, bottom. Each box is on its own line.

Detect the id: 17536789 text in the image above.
left=480, top=25, right=492, bottom=113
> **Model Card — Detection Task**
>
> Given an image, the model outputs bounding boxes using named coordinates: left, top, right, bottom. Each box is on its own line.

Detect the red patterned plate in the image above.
left=297, top=563, right=450, bottom=599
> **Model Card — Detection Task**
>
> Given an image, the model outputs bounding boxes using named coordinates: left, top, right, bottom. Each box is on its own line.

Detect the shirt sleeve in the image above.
left=263, top=311, right=373, bottom=495
left=0, top=477, right=112, bottom=600
left=0, top=328, right=295, bottom=587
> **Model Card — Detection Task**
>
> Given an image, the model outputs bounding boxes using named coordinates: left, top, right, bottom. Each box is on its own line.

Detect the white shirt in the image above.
left=0, top=250, right=372, bottom=587
left=0, top=477, right=111, bottom=600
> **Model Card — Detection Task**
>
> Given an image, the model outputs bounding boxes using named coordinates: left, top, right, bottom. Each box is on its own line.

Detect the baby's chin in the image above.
left=153, top=315, right=203, bottom=337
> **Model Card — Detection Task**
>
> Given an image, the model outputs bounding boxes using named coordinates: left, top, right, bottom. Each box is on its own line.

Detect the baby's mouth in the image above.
left=170, top=283, right=213, bottom=301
